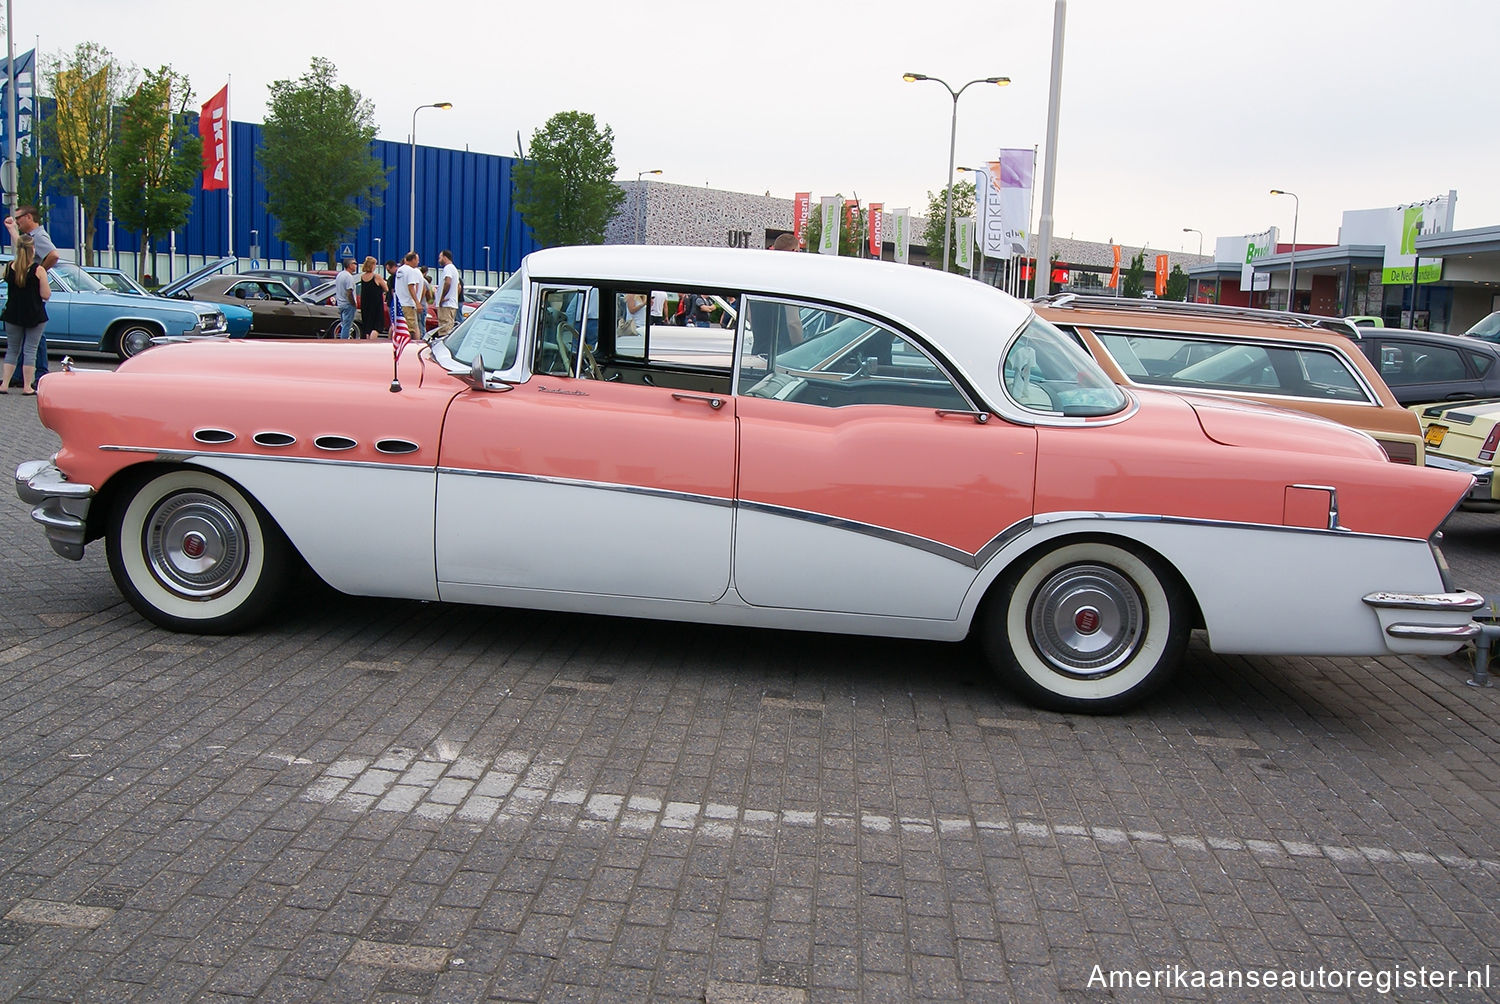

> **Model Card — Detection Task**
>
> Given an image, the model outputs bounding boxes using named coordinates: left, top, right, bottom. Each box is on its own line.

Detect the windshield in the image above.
left=443, top=270, right=523, bottom=371
left=51, top=263, right=107, bottom=293
left=1469, top=311, right=1500, bottom=340
left=1002, top=314, right=1128, bottom=417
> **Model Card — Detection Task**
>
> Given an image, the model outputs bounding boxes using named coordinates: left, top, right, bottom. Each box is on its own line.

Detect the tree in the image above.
left=258, top=57, right=385, bottom=265
left=802, top=196, right=868, bottom=257
left=511, top=111, right=625, bottom=247
left=1165, top=263, right=1189, bottom=301
left=922, top=181, right=975, bottom=273
left=1122, top=250, right=1147, bottom=299
left=48, top=42, right=131, bottom=264
left=110, top=67, right=202, bottom=281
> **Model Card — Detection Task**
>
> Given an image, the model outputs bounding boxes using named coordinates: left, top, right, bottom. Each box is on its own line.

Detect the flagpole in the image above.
left=225, top=77, right=233, bottom=260
left=5, top=0, right=15, bottom=218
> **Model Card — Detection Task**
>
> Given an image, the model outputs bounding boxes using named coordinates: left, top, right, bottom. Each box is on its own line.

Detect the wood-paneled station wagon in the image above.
left=15, top=247, right=1483, bottom=711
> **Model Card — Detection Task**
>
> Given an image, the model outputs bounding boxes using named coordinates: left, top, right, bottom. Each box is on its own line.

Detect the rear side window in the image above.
left=1094, top=329, right=1372, bottom=403
left=1376, top=339, right=1468, bottom=386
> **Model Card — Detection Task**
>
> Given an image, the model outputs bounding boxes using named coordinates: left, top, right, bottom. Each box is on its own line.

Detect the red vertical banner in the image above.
left=867, top=203, right=883, bottom=257
left=199, top=84, right=229, bottom=191
left=844, top=199, right=858, bottom=234
left=1154, top=253, right=1169, bottom=296
left=1108, top=244, right=1121, bottom=288
left=792, top=193, right=811, bottom=249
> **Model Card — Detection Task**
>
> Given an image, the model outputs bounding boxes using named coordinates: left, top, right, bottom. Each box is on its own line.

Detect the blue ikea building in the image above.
left=35, top=117, right=541, bottom=281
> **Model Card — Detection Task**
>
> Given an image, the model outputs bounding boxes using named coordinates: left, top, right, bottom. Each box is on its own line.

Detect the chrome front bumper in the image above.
left=1363, top=588, right=1486, bottom=654
left=15, top=460, right=95, bottom=560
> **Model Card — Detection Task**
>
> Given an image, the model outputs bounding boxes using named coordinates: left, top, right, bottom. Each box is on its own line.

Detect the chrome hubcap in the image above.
left=145, top=491, right=247, bottom=598
left=122, top=328, right=153, bottom=356
left=1029, top=563, right=1144, bottom=678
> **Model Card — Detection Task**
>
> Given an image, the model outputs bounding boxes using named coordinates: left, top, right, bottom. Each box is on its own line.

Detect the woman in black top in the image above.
left=358, top=256, right=388, bottom=338
left=1, top=232, right=51, bottom=395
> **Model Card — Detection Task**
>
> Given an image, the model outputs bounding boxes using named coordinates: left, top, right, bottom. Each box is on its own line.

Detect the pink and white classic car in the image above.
left=15, top=246, right=1484, bottom=711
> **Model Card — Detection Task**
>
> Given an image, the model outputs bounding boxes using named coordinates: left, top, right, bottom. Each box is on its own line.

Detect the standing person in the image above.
left=358, top=256, right=388, bottom=338
left=6, top=208, right=57, bottom=386
left=650, top=290, right=668, bottom=324
left=436, top=250, right=460, bottom=337
left=0, top=233, right=51, bottom=395
left=333, top=258, right=359, bottom=338
left=686, top=292, right=713, bottom=327
left=395, top=252, right=423, bottom=341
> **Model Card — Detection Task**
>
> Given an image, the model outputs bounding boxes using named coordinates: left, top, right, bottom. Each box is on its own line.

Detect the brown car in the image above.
left=179, top=275, right=344, bottom=338
left=1033, top=296, right=1425, bottom=465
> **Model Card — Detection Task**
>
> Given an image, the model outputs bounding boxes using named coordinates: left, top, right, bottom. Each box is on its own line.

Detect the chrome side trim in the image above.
left=98, top=446, right=433, bottom=471
left=1362, top=589, right=1486, bottom=613
left=1032, top=509, right=1422, bottom=543
left=435, top=466, right=734, bottom=510
left=734, top=499, right=1017, bottom=568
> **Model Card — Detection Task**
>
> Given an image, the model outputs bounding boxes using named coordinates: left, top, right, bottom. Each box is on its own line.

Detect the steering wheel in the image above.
left=553, top=322, right=577, bottom=376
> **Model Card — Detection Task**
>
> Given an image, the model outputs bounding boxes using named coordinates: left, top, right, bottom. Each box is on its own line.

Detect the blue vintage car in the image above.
left=84, top=265, right=253, bottom=339
left=0, top=260, right=230, bottom=359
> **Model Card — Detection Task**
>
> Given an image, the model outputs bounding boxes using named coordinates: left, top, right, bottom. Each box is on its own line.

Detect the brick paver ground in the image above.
left=2, top=382, right=1498, bottom=1001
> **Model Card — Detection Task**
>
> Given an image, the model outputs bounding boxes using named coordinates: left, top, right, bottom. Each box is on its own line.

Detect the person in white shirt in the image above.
left=436, top=250, right=461, bottom=336
left=333, top=258, right=359, bottom=338
left=394, top=251, right=423, bottom=337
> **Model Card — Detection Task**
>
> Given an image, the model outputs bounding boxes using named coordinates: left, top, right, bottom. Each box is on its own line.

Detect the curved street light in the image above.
left=635, top=169, right=662, bottom=243
left=1181, top=227, right=1203, bottom=258
left=410, top=101, right=452, bottom=255
left=903, top=73, right=1010, bottom=271
left=1270, top=189, right=1299, bottom=310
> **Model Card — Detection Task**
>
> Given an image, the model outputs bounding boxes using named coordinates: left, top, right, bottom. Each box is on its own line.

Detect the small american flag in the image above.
left=391, top=290, right=410, bottom=360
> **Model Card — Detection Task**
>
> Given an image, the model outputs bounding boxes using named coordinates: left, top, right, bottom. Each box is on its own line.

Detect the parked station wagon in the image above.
left=1034, top=296, right=1427, bottom=466
left=15, top=247, right=1482, bottom=711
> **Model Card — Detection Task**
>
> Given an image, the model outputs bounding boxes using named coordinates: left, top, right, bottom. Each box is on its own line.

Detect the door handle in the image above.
left=672, top=392, right=725, bottom=410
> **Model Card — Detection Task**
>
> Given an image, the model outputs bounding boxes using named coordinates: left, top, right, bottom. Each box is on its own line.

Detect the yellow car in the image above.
left=1413, top=399, right=1500, bottom=510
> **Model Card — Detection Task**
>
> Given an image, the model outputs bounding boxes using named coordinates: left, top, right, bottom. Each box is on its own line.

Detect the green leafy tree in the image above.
left=258, top=57, right=385, bottom=265
left=511, top=111, right=625, bottom=247
left=47, top=42, right=131, bottom=264
left=1122, top=250, right=1147, bottom=298
left=110, top=66, right=202, bottom=281
left=1165, top=263, right=1188, bottom=301
left=922, top=181, right=975, bottom=273
left=802, top=196, right=868, bottom=257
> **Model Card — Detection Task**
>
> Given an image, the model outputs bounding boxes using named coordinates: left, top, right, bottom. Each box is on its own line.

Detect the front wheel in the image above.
left=106, top=468, right=290, bottom=633
left=981, top=541, right=1189, bottom=713
left=330, top=319, right=361, bottom=340
left=114, top=322, right=160, bottom=359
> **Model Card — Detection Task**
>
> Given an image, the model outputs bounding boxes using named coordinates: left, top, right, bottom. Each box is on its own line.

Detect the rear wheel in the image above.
left=113, top=322, right=160, bottom=359
left=330, top=319, right=361, bottom=339
left=106, top=468, right=289, bottom=633
left=982, top=540, right=1189, bottom=713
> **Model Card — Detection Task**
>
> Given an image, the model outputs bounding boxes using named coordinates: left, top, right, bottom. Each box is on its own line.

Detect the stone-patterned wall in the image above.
left=605, top=181, right=1210, bottom=274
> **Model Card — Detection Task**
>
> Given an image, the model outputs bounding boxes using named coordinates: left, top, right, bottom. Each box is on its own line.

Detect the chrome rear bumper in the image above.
left=14, top=460, right=95, bottom=560
left=1424, top=454, right=1495, bottom=506
left=1363, top=588, right=1486, bottom=654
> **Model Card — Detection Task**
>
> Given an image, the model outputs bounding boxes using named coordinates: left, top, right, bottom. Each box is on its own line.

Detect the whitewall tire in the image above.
left=106, top=468, right=289, bottom=633
left=984, top=540, right=1189, bottom=713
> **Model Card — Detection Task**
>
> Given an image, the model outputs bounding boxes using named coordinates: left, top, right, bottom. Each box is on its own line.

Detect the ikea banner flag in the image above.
left=0, top=49, right=37, bottom=161
left=818, top=196, right=839, bottom=255
left=955, top=218, right=974, bottom=270
left=892, top=208, right=910, bottom=264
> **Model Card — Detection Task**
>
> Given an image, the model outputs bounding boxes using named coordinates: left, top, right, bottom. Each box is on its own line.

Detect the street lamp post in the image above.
left=409, top=101, right=452, bottom=256
left=1270, top=189, right=1299, bottom=311
left=374, top=237, right=382, bottom=266
left=482, top=245, right=490, bottom=286
left=635, top=169, right=662, bottom=243
left=1181, top=227, right=1203, bottom=257
left=903, top=72, right=1010, bottom=272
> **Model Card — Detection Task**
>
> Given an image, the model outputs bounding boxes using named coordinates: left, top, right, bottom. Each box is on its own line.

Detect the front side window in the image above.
left=1093, top=329, right=1371, bottom=403
left=1004, top=317, right=1128, bottom=416
left=533, top=286, right=591, bottom=377
left=738, top=298, right=968, bottom=410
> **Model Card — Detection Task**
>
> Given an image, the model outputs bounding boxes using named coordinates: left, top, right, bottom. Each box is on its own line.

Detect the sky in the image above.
left=15, top=0, right=1499, bottom=255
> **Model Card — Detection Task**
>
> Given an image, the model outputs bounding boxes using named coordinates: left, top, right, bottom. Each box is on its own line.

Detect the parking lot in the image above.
left=2, top=386, right=1499, bottom=1002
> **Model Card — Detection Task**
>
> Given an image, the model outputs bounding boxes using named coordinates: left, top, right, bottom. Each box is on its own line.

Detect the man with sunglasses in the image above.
left=6, top=208, right=57, bottom=386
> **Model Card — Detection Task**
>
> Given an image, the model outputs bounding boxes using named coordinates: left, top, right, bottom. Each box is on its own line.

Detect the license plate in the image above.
left=1425, top=424, right=1447, bottom=447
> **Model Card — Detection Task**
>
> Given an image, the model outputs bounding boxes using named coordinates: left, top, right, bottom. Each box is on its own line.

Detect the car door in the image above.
left=732, top=297, right=1037, bottom=620
left=258, top=281, right=324, bottom=336
left=434, top=284, right=737, bottom=604
left=1367, top=336, right=1487, bottom=405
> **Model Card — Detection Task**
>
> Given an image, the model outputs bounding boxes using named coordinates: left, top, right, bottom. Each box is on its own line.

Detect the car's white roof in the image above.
left=522, top=245, right=1035, bottom=405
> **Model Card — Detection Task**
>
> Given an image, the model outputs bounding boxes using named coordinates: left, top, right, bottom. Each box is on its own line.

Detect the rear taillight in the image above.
left=1381, top=440, right=1419, bottom=465
left=1480, top=426, right=1500, bottom=463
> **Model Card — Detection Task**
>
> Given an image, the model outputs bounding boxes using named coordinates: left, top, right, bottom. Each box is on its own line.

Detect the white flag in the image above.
left=892, top=208, right=910, bottom=264
left=818, top=196, right=840, bottom=255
